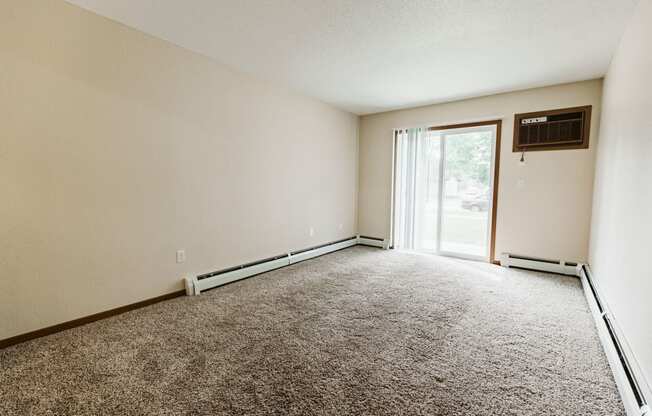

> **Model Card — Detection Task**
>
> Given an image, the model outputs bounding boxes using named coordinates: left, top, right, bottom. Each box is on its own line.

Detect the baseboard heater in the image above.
left=578, top=265, right=650, bottom=416
left=357, top=235, right=388, bottom=248
left=184, top=235, right=387, bottom=296
left=499, top=253, right=580, bottom=276
left=500, top=252, right=650, bottom=415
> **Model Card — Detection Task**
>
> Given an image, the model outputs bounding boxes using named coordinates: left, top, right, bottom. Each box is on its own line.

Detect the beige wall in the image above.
left=589, top=0, right=652, bottom=398
left=0, top=0, right=358, bottom=340
left=359, top=80, right=602, bottom=262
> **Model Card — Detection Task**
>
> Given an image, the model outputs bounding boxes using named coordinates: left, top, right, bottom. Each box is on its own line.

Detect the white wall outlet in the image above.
left=309, top=227, right=315, bottom=237
left=517, top=178, right=525, bottom=189
left=176, top=249, right=186, bottom=263
left=339, top=223, right=343, bottom=230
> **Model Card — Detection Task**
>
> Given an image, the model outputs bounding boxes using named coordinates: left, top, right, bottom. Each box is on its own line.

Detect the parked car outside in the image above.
left=461, top=189, right=490, bottom=212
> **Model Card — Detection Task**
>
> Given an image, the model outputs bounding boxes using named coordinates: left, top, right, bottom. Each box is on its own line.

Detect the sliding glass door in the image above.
left=392, top=121, right=500, bottom=261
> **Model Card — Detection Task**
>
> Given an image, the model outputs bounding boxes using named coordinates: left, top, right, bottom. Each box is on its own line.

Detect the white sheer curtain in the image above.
left=393, top=128, right=441, bottom=251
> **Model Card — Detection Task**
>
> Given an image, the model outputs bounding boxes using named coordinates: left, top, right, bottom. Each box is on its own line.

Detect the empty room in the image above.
left=1, top=0, right=651, bottom=415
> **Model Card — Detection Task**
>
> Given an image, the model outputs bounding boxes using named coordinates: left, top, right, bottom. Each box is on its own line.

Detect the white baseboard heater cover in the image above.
left=357, top=235, right=388, bottom=249
left=499, top=253, right=650, bottom=415
left=579, top=265, right=650, bottom=416
left=499, top=252, right=580, bottom=276
left=184, top=235, right=388, bottom=296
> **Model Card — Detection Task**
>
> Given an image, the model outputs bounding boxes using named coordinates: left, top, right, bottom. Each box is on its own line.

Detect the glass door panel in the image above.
left=439, top=126, right=495, bottom=259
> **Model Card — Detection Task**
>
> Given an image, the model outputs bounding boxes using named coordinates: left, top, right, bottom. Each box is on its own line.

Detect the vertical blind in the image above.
left=394, top=127, right=441, bottom=251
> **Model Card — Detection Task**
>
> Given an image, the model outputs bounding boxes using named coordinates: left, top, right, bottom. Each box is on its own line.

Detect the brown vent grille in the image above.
left=513, top=105, right=591, bottom=152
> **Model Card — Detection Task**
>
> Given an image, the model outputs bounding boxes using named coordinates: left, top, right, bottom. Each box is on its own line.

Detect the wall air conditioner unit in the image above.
left=499, top=253, right=581, bottom=276
left=513, top=105, right=592, bottom=152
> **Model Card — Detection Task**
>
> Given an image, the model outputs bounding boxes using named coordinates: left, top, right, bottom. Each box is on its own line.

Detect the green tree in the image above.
left=444, top=132, right=491, bottom=188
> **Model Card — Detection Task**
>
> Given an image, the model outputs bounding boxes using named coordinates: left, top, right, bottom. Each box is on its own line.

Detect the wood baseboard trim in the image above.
left=0, top=290, right=186, bottom=350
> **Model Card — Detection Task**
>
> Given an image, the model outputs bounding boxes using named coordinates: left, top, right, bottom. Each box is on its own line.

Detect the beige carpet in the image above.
left=0, top=247, right=623, bottom=415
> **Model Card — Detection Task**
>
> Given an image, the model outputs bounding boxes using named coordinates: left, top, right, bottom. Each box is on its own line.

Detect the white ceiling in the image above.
left=66, top=0, right=637, bottom=115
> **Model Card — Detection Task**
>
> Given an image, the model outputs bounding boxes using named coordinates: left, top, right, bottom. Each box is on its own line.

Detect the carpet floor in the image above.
left=0, top=247, right=623, bottom=415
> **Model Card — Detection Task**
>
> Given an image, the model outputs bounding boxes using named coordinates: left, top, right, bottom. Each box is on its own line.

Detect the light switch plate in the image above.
left=176, top=250, right=186, bottom=263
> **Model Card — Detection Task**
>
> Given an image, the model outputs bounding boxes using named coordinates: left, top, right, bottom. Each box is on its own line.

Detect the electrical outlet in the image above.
left=309, top=227, right=315, bottom=237
left=339, top=223, right=343, bottom=230
left=176, top=250, right=186, bottom=263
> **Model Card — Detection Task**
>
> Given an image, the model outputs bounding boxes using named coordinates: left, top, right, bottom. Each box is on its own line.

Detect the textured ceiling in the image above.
left=65, top=0, right=637, bottom=115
